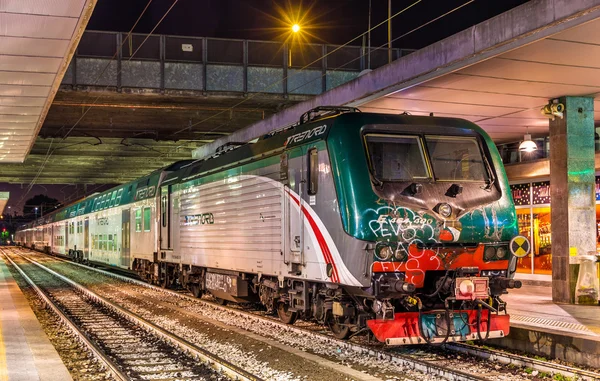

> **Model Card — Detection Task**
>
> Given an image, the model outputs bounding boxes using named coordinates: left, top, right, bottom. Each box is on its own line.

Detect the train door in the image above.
left=65, top=221, right=69, bottom=250
left=84, top=218, right=89, bottom=259
left=121, top=209, right=130, bottom=267
left=50, top=225, right=54, bottom=251
left=283, top=148, right=304, bottom=272
left=160, top=185, right=172, bottom=250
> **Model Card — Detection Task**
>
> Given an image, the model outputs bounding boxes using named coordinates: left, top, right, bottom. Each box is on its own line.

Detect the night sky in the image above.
left=87, top=0, right=530, bottom=49
left=2, top=0, right=532, bottom=213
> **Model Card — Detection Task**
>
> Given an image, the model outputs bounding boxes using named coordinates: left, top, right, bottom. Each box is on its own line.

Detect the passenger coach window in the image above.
left=425, top=136, right=488, bottom=182
left=135, top=209, right=142, bottom=232
left=365, top=134, right=429, bottom=181
left=143, top=207, right=151, bottom=232
left=308, top=148, right=318, bottom=195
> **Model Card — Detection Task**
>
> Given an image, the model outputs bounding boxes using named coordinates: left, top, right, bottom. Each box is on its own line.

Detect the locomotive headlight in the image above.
left=377, top=245, right=393, bottom=261
left=394, top=249, right=407, bottom=261
left=438, top=203, right=452, bottom=218
left=484, top=246, right=496, bottom=261
left=496, top=246, right=507, bottom=259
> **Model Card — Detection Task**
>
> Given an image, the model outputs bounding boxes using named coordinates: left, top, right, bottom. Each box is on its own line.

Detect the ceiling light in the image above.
left=519, top=133, right=537, bottom=152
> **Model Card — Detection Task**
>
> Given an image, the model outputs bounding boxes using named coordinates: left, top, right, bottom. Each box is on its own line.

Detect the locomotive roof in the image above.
left=164, top=112, right=486, bottom=185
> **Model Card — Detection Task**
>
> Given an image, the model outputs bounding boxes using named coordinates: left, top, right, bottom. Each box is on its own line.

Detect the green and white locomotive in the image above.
left=16, top=107, right=526, bottom=344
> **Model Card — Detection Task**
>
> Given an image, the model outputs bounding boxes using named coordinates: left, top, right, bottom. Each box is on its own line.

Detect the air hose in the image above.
left=476, top=303, right=491, bottom=341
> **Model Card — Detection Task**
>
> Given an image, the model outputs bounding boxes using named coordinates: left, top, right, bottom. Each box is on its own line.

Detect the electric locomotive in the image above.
left=16, top=107, right=526, bottom=344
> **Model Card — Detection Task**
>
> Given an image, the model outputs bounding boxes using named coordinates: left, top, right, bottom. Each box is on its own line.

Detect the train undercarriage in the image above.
left=132, top=257, right=522, bottom=343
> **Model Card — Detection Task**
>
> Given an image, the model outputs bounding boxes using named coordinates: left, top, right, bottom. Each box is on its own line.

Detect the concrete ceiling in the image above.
left=360, top=17, right=600, bottom=143
left=0, top=0, right=96, bottom=163
left=0, top=136, right=198, bottom=184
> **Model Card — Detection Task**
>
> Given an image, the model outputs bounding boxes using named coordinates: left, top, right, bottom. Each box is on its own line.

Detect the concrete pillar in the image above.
left=549, top=96, right=596, bottom=304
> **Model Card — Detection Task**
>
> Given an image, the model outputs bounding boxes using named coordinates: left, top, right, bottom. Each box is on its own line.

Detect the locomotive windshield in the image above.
left=365, top=133, right=489, bottom=183
left=425, top=136, right=489, bottom=182
left=365, top=134, right=429, bottom=181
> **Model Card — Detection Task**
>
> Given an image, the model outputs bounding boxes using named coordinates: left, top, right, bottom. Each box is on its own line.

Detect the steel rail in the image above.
left=445, top=343, right=600, bottom=381
left=0, top=249, right=129, bottom=381
left=11, top=249, right=262, bottom=381
left=33, top=249, right=489, bottom=381
left=45, top=249, right=600, bottom=381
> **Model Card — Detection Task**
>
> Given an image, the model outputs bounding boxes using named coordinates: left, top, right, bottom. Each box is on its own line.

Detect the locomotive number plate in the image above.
left=205, top=272, right=247, bottom=297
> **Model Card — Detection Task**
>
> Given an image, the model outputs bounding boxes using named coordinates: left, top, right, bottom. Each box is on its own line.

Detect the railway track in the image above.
left=13, top=247, right=600, bottom=381
left=1, top=248, right=261, bottom=381
left=445, top=343, right=600, bottom=381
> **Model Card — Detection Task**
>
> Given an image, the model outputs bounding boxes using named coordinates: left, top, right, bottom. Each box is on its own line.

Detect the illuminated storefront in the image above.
left=510, top=178, right=600, bottom=275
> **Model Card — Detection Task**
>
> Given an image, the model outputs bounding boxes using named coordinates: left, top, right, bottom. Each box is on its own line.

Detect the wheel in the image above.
left=214, top=297, right=227, bottom=305
left=277, top=303, right=297, bottom=325
left=329, top=317, right=351, bottom=340
left=161, top=271, right=170, bottom=289
left=190, top=284, right=203, bottom=298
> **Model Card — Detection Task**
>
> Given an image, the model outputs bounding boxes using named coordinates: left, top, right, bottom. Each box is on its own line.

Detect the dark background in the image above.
left=87, top=0, right=530, bottom=49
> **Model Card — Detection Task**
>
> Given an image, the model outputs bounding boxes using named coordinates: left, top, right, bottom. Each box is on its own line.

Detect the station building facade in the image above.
left=500, top=139, right=600, bottom=278
left=507, top=178, right=600, bottom=275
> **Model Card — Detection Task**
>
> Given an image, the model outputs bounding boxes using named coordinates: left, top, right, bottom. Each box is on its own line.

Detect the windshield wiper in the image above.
left=481, top=154, right=496, bottom=192
left=370, top=174, right=385, bottom=190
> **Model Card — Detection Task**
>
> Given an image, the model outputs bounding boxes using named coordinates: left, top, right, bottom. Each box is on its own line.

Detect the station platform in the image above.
left=0, top=258, right=72, bottom=381
left=493, top=283, right=600, bottom=368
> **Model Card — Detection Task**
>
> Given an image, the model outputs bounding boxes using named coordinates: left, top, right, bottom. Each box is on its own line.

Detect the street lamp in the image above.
left=289, top=23, right=301, bottom=67
left=34, top=207, right=38, bottom=219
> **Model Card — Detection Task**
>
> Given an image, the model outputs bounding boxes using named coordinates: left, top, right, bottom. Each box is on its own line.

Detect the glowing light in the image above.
left=519, top=134, right=537, bottom=153
left=292, top=24, right=300, bottom=33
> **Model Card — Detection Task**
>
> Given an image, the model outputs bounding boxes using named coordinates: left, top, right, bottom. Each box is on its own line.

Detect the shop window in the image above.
left=532, top=207, right=552, bottom=275
left=515, top=209, right=532, bottom=273
left=143, top=207, right=151, bottom=232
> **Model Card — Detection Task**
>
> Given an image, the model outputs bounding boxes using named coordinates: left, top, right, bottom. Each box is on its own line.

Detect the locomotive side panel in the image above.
left=178, top=160, right=285, bottom=276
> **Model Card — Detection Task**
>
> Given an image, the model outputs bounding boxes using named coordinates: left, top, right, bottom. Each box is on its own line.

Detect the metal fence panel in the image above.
left=326, top=70, right=359, bottom=91
left=207, top=39, right=243, bottom=64
left=247, top=67, right=283, bottom=93
left=78, top=31, right=117, bottom=58
left=289, top=44, right=322, bottom=69
left=122, top=34, right=160, bottom=60
left=76, top=58, right=117, bottom=87
left=369, top=48, right=393, bottom=69
left=206, top=64, right=243, bottom=91
left=165, top=36, right=203, bottom=62
left=288, top=69, right=322, bottom=95
left=247, top=41, right=283, bottom=67
left=121, top=60, right=161, bottom=88
left=165, top=62, right=203, bottom=90
left=326, top=45, right=361, bottom=71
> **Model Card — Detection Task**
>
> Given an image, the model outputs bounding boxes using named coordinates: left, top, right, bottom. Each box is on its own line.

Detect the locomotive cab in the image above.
left=325, top=113, right=525, bottom=343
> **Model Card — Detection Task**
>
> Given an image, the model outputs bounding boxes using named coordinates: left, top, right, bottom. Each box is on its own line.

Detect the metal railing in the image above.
left=63, top=30, right=414, bottom=96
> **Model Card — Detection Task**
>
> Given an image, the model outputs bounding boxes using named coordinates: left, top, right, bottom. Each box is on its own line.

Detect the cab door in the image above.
left=283, top=148, right=305, bottom=270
